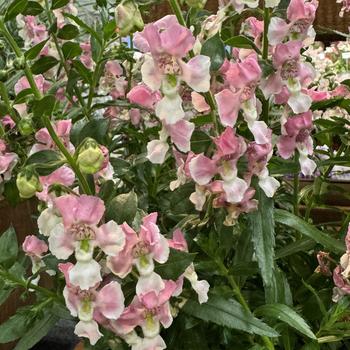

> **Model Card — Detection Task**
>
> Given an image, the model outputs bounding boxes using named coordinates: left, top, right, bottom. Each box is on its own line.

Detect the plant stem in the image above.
left=41, top=115, right=92, bottom=194
left=0, top=81, right=20, bottom=123
left=127, top=34, right=134, bottom=92
left=262, top=7, right=270, bottom=60
left=216, top=260, right=275, bottom=349
left=293, top=155, right=299, bottom=216
left=168, top=0, right=186, bottom=27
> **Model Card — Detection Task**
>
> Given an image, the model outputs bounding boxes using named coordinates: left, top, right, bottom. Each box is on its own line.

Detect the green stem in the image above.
left=293, top=154, right=299, bottom=216
left=262, top=7, right=270, bottom=60
left=127, top=34, right=134, bottom=92
left=168, top=0, right=187, bottom=27
left=0, top=81, right=20, bottom=124
left=41, top=115, right=92, bottom=194
left=216, top=260, right=275, bottom=349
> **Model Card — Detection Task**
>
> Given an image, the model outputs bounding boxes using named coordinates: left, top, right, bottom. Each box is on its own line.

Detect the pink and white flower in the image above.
left=59, top=263, right=124, bottom=345
left=48, top=195, right=125, bottom=289
left=107, top=213, right=169, bottom=277
left=0, top=140, right=18, bottom=184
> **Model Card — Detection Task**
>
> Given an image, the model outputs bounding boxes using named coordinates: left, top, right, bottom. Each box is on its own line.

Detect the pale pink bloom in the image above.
left=132, top=335, right=167, bottom=350
left=127, top=84, right=161, bottom=109
left=0, top=141, right=18, bottom=183
left=333, top=265, right=350, bottom=297
left=307, top=89, right=329, bottom=102
left=135, top=15, right=210, bottom=124
left=80, top=42, right=94, bottom=70
left=1, top=116, right=15, bottom=129
left=191, top=92, right=210, bottom=112
left=99, top=61, right=127, bottom=98
left=229, top=0, right=258, bottom=13
left=59, top=263, right=124, bottom=345
left=114, top=272, right=176, bottom=337
left=31, top=120, right=75, bottom=154
left=15, top=75, right=50, bottom=95
left=23, top=235, right=48, bottom=258
left=17, top=15, right=47, bottom=47
left=168, top=229, right=210, bottom=304
left=53, top=0, right=78, bottom=28
left=268, top=0, right=318, bottom=45
left=107, top=213, right=169, bottom=277
left=241, top=17, right=264, bottom=47
left=262, top=41, right=313, bottom=114
left=37, top=166, right=75, bottom=203
left=277, top=111, right=316, bottom=176
left=49, top=195, right=125, bottom=289
left=215, top=53, right=261, bottom=128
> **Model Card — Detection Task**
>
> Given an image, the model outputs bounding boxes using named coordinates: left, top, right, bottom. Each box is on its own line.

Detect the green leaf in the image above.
left=0, top=287, right=14, bottom=306
left=183, top=295, right=279, bottom=337
left=155, top=248, right=196, bottom=280
left=3, top=179, right=21, bottom=207
left=57, top=24, right=79, bottom=40
left=201, top=33, right=226, bottom=71
left=225, top=35, right=261, bottom=54
left=78, top=118, right=109, bottom=145
left=14, top=312, right=59, bottom=350
left=25, top=39, right=49, bottom=60
left=190, top=130, right=211, bottom=154
left=64, top=13, right=102, bottom=45
left=72, top=60, right=93, bottom=83
left=274, top=209, right=345, bottom=253
left=32, top=95, right=56, bottom=118
left=26, top=150, right=63, bottom=175
left=0, top=226, right=18, bottom=265
left=5, top=0, right=28, bottom=21
left=0, top=308, right=33, bottom=343
left=247, top=188, right=275, bottom=287
left=105, top=191, right=138, bottom=225
left=21, top=1, right=43, bottom=15
left=62, top=41, right=82, bottom=59
left=275, top=238, right=315, bottom=259
left=51, top=0, right=69, bottom=9
left=31, top=56, right=59, bottom=75
left=255, top=304, right=316, bottom=339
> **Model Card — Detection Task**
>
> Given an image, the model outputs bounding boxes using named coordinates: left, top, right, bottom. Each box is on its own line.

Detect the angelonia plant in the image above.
left=1, top=0, right=350, bottom=349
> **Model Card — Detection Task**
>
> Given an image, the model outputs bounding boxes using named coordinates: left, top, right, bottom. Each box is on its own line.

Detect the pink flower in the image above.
left=99, top=61, right=127, bottom=99
left=277, top=111, right=316, bottom=176
left=48, top=195, right=125, bottom=289
left=0, top=141, right=18, bottom=183
left=23, top=235, right=48, bottom=258
left=37, top=166, right=75, bottom=203
left=114, top=272, right=176, bottom=337
left=15, top=75, right=50, bottom=95
left=107, top=213, right=169, bottom=277
left=59, top=263, right=124, bottom=345
left=17, top=15, right=47, bottom=47
left=80, top=42, right=94, bottom=70
left=135, top=16, right=210, bottom=125
left=268, top=0, right=318, bottom=45
left=168, top=229, right=210, bottom=304
left=31, top=120, right=75, bottom=154
left=262, top=41, right=313, bottom=114
left=1, top=116, right=15, bottom=129
left=127, top=84, right=161, bottom=109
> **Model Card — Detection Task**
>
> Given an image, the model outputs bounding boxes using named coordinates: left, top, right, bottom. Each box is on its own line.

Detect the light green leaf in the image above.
left=255, top=303, right=316, bottom=339
left=183, top=295, right=279, bottom=337
left=0, top=227, right=18, bottom=265
left=274, top=209, right=345, bottom=253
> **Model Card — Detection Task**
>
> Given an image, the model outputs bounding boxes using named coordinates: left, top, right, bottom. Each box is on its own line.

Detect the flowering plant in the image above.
left=1, top=0, right=350, bottom=349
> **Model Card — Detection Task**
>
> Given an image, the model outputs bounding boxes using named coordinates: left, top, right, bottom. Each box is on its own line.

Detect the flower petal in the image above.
left=96, top=221, right=126, bottom=256
left=69, top=259, right=102, bottom=290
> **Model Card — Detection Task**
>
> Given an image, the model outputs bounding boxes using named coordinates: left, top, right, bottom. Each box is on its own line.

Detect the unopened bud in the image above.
left=18, top=118, right=34, bottom=136
left=77, top=138, right=105, bottom=174
left=16, top=168, right=42, bottom=199
left=115, top=0, right=144, bottom=37
left=0, top=70, right=8, bottom=82
left=13, top=56, right=26, bottom=70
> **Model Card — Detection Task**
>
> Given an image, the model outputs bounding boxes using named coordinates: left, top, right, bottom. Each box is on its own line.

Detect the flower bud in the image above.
left=77, top=138, right=104, bottom=174
left=13, top=56, right=26, bottom=70
left=115, top=0, right=144, bottom=37
left=185, top=0, right=207, bottom=8
left=16, top=168, right=43, bottom=199
left=0, top=69, right=8, bottom=82
left=18, top=117, right=34, bottom=136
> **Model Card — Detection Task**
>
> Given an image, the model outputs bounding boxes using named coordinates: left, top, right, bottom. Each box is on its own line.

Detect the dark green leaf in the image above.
left=5, top=0, right=28, bottom=21
left=0, top=310, right=32, bottom=343
left=78, top=118, right=109, bottom=145
left=247, top=188, right=275, bottom=287
left=31, top=56, right=59, bottom=75
left=201, top=33, right=226, bottom=71
left=3, top=179, right=21, bottom=207
left=155, top=248, right=196, bottom=280
left=0, top=226, right=18, bottom=265
left=190, top=130, right=211, bottom=154
left=64, top=13, right=102, bottom=45
left=275, top=238, right=315, bottom=259
left=104, top=20, right=116, bottom=40
left=57, top=24, right=79, bottom=40
left=25, top=39, right=49, bottom=60
left=32, top=95, right=56, bottom=118
left=183, top=295, right=279, bottom=337
left=274, top=209, right=345, bottom=252
left=14, top=312, right=59, bottom=350
left=21, top=1, right=43, bottom=15
left=225, top=35, right=261, bottom=54
left=255, top=304, right=316, bottom=339
left=0, top=287, right=14, bottom=306
left=26, top=150, right=63, bottom=176
left=62, top=41, right=82, bottom=59
left=105, top=191, right=138, bottom=225
left=51, top=0, right=69, bottom=9
left=72, top=60, right=92, bottom=83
